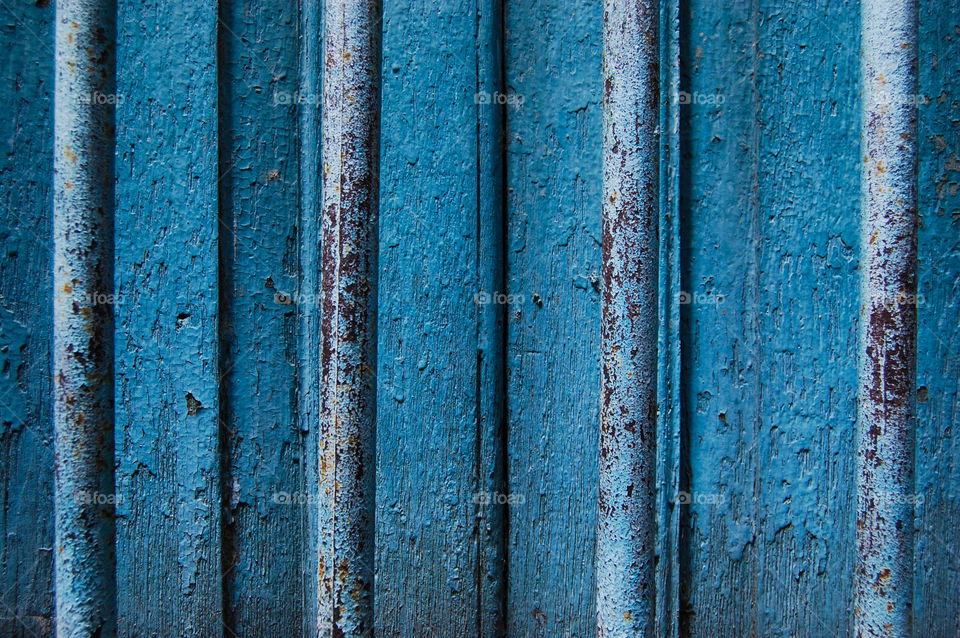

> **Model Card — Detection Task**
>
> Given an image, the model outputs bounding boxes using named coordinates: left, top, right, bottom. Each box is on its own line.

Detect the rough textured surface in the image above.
left=0, top=0, right=957, bottom=635
left=113, top=0, right=222, bottom=634
left=856, top=0, right=919, bottom=635
left=0, top=2, right=56, bottom=636
left=52, top=0, right=116, bottom=635
left=598, top=0, right=660, bottom=635
left=216, top=0, right=305, bottom=634
left=375, top=0, right=506, bottom=634
left=318, top=0, right=381, bottom=634
left=504, top=0, right=603, bottom=636
left=913, top=0, right=960, bottom=632
left=297, top=0, right=322, bottom=635
left=654, top=0, right=683, bottom=634
left=679, top=0, right=863, bottom=636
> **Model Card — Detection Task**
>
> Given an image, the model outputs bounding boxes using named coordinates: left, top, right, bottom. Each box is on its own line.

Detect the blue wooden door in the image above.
left=0, top=0, right=958, bottom=636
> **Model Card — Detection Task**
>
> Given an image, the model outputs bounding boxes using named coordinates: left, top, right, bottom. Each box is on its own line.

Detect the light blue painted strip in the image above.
left=855, top=0, right=919, bottom=635
left=598, top=0, right=659, bottom=635
left=318, top=0, right=381, bottom=634
left=52, top=0, right=117, bottom=635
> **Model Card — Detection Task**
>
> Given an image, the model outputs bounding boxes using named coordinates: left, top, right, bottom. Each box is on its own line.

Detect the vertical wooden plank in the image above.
left=504, top=0, right=603, bottom=635
left=914, top=0, right=960, bottom=632
left=375, top=0, right=506, bottom=633
left=655, top=0, right=682, bottom=633
left=53, top=0, right=117, bottom=635
left=298, top=0, right=322, bottom=634
left=216, top=0, right=304, bottom=635
left=598, top=0, right=659, bottom=634
left=856, top=0, right=919, bottom=635
left=318, top=0, right=381, bottom=634
left=0, top=2, right=56, bottom=635
left=679, top=0, right=862, bottom=635
left=113, top=0, right=222, bottom=633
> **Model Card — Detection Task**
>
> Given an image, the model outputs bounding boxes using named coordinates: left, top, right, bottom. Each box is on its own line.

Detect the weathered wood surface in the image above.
left=217, top=0, right=305, bottom=635
left=679, top=0, right=863, bottom=635
left=0, top=0, right=955, bottom=636
left=0, top=2, right=55, bottom=636
left=914, top=0, right=960, bottom=632
left=114, top=0, right=222, bottom=634
left=504, top=0, right=604, bottom=636
left=375, top=0, right=505, bottom=634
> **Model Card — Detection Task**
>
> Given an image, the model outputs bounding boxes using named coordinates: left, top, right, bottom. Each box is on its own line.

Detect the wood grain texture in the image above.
left=216, top=0, right=304, bottom=634
left=374, top=0, right=505, bottom=634
left=297, top=0, right=322, bottom=635
left=914, top=0, right=960, bottom=633
left=0, top=0, right=957, bottom=635
left=504, top=1, right=603, bottom=636
left=113, top=0, right=222, bottom=634
left=0, top=2, right=55, bottom=636
left=679, top=0, right=861, bottom=635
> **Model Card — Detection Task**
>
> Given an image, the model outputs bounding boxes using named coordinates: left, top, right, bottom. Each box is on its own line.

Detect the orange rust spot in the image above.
left=878, top=74, right=887, bottom=85
left=870, top=231, right=878, bottom=244
left=876, top=161, right=885, bottom=174
left=63, top=282, right=73, bottom=293
left=878, top=568, right=892, bottom=582
left=887, top=602, right=895, bottom=612
left=624, top=611, right=632, bottom=621
left=65, top=181, right=73, bottom=189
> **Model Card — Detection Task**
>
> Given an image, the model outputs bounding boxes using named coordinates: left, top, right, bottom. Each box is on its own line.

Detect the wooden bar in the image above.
left=298, top=0, right=322, bottom=634
left=598, top=0, right=659, bottom=634
left=0, top=2, right=57, bottom=634
left=216, top=0, right=304, bottom=633
left=318, top=0, right=381, bottom=634
left=113, top=0, right=222, bottom=633
left=855, top=0, right=919, bottom=635
left=52, top=0, right=117, bottom=634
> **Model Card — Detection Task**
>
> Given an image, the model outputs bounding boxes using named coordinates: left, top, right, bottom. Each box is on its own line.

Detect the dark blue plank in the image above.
left=914, top=0, right=960, bottom=632
left=216, top=0, right=305, bottom=634
left=0, top=2, right=55, bottom=635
